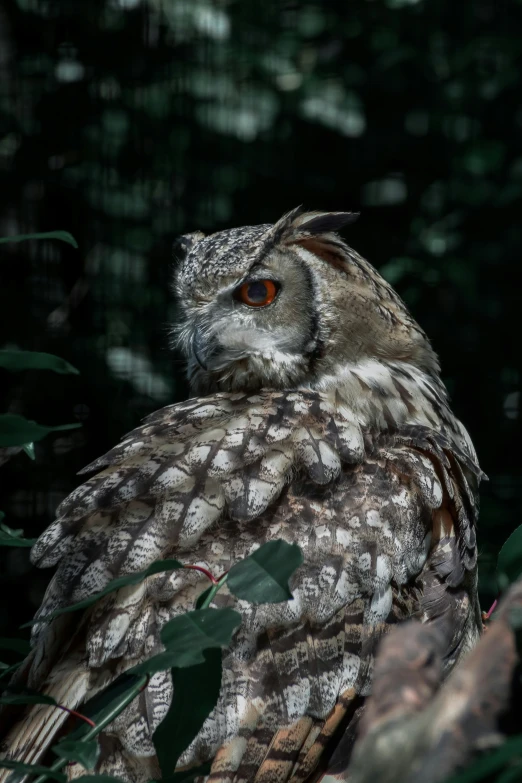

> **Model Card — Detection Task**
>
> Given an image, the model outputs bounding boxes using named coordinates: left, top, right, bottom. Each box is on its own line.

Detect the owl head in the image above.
left=174, top=208, right=439, bottom=394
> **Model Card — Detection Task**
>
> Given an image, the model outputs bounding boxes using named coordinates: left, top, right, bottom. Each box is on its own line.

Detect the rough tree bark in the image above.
left=344, top=581, right=522, bottom=783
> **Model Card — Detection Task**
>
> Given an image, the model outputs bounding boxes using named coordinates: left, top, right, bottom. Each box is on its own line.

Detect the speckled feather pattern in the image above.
left=1, top=391, right=481, bottom=783
left=0, top=209, right=483, bottom=783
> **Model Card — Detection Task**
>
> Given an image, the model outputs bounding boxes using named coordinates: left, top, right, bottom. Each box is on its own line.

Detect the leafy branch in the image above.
left=0, top=540, right=304, bottom=782
left=0, top=231, right=77, bottom=248
left=0, top=231, right=80, bottom=548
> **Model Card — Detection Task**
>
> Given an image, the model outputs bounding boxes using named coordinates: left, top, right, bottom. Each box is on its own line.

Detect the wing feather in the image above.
left=0, top=390, right=481, bottom=783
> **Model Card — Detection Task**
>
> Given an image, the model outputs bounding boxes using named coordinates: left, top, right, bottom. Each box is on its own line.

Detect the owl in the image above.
left=0, top=208, right=483, bottom=783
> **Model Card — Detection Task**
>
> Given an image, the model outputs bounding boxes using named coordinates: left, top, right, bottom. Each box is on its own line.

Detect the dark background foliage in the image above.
left=0, top=0, right=520, bottom=637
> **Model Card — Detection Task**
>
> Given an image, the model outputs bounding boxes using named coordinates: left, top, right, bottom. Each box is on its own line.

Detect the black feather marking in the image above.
left=299, top=212, right=360, bottom=235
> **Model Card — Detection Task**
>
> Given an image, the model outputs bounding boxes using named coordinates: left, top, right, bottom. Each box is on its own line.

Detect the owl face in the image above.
left=174, top=208, right=438, bottom=394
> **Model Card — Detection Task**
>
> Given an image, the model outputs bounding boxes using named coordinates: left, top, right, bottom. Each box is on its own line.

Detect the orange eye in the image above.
left=235, top=279, right=279, bottom=307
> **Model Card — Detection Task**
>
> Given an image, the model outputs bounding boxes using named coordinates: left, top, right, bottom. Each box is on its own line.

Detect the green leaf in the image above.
left=153, top=649, right=222, bottom=777
left=496, top=762, right=522, bottom=783
left=53, top=672, right=149, bottom=783
left=24, top=559, right=183, bottom=626
left=195, top=585, right=213, bottom=610
left=25, top=675, right=147, bottom=783
left=129, top=650, right=180, bottom=676
left=0, top=414, right=81, bottom=448
left=53, top=739, right=100, bottom=770
left=0, top=231, right=78, bottom=248
left=497, top=524, right=522, bottom=591
left=197, top=576, right=228, bottom=610
left=0, top=760, right=66, bottom=783
left=0, top=350, right=79, bottom=375
left=443, top=736, right=522, bottom=783
left=0, top=522, right=36, bottom=548
left=130, top=607, right=241, bottom=674
left=0, top=637, right=30, bottom=655
left=66, top=673, right=148, bottom=742
left=227, top=540, right=304, bottom=604
left=0, top=662, right=22, bottom=681
left=69, top=777, right=127, bottom=783
left=157, top=607, right=240, bottom=664
left=0, top=691, right=56, bottom=706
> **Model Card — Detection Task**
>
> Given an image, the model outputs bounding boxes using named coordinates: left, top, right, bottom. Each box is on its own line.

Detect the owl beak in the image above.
left=192, top=327, right=248, bottom=374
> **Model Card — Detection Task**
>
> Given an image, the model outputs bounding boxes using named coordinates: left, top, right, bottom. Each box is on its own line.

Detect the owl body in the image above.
left=0, top=209, right=482, bottom=783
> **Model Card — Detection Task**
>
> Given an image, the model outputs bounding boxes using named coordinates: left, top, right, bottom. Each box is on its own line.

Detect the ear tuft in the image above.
left=270, top=206, right=305, bottom=242
left=278, top=210, right=359, bottom=274
left=271, top=208, right=359, bottom=244
left=173, top=231, right=205, bottom=260
left=294, top=211, right=359, bottom=235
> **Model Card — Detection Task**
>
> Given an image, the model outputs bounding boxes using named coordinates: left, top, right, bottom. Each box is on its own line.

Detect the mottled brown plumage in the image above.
left=0, top=208, right=483, bottom=783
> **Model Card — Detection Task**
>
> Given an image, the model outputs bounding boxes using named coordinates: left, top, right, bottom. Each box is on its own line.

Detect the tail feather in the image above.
left=0, top=657, right=91, bottom=783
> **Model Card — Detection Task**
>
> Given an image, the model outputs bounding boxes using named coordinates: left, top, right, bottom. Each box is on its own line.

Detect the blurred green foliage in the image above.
left=0, top=0, right=520, bottom=654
